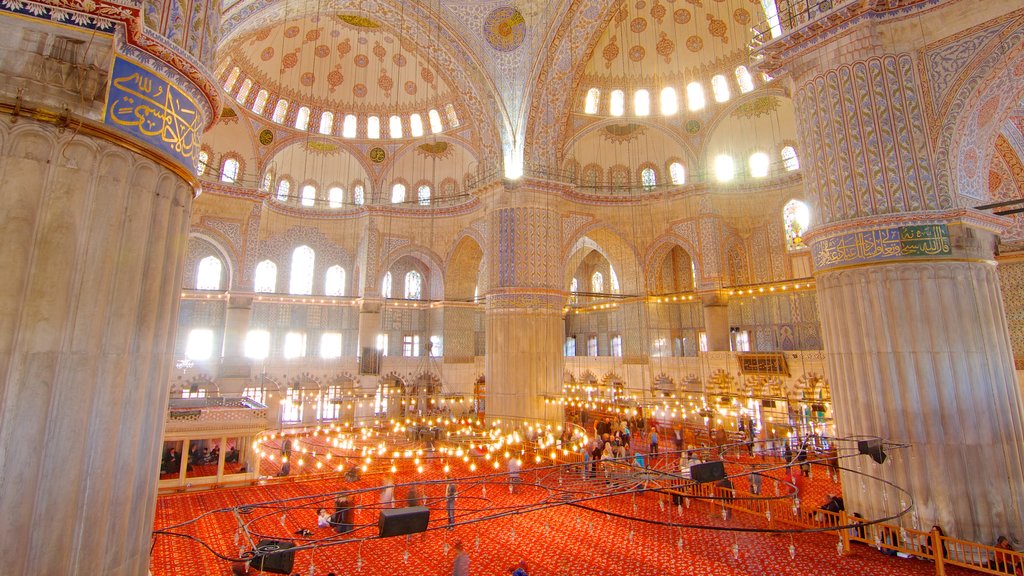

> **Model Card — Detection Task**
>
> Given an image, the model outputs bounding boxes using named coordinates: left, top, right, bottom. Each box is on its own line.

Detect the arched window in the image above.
left=342, top=114, right=357, bottom=138
left=591, top=271, right=604, bottom=293
left=584, top=88, right=600, bottom=114
left=569, top=277, right=578, bottom=303
left=669, top=162, right=686, bottom=185
left=221, top=158, right=239, bottom=183
left=714, top=154, right=735, bottom=182
left=417, top=185, right=431, bottom=206
left=736, top=66, right=755, bottom=93
left=260, top=171, right=273, bottom=192
left=686, top=82, right=706, bottom=111
left=223, top=67, right=240, bottom=92
left=290, top=245, right=315, bottom=295
left=381, top=271, right=392, bottom=298
left=641, top=167, right=657, bottom=189
left=389, top=115, right=403, bottom=138
left=634, top=89, right=650, bottom=116
left=276, top=179, right=291, bottom=202
left=254, top=260, right=277, bottom=293
left=410, top=113, right=424, bottom=137
left=301, top=184, right=316, bottom=207
left=784, top=199, right=811, bottom=251
left=295, top=106, right=311, bottom=130
left=252, top=90, right=269, bottom=114
left=749, top=152, right=771, bottom=178
left=367, top=116, right=381, bottom=139
left=405, top=270, right=422, bottom=299
left=319, top=111, right=334, bottom=135
left=609, top=89, right=625, bottom=117
left=711, top=75, right=730, bottom=103
left=196, top=256, right=222, bottom=290
left=428, top=109, right=443, bottom=133
left=610, top=267, right=620, bottom=294
left=444, top=103, right=460, bottom=128
left=781, top=146, right=800, bottom=171
left=328, top=186, right=344, bottom=208
left=660, top=87, right=678, bottom=116
left=391, top=183, right=406, bottom=204
left=196, top=150, right=209, bottom=176
left=236, top=78, right=253, bottom=104
left=353, top=184, right=365, bottom=206
left=272, top=100, right=289, bottom=123
left=325, top=265, right=346, bottom=296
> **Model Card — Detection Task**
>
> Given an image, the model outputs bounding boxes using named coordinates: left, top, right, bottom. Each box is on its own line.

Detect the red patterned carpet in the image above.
left=151, top=455, right=974, bottom=576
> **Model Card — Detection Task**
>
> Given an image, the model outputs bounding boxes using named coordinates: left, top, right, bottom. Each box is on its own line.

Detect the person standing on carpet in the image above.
left=446, top=480, right=457, bottom=529
left=649, top=428, right=659, bottom=457
left=380, top=478, right=395, bottom=509
left=452, top=540, right=470, bottom=576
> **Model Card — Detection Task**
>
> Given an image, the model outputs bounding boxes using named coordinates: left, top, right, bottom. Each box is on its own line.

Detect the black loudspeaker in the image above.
left=857, top=439, right=887, bottom=464
left=252, top=540, right=296, bottom=575
left=689, top=460, right=726, bottom=483
left=378, top=506, right=430, bottom=537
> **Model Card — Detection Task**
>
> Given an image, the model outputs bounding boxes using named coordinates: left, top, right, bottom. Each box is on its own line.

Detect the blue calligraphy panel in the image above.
left=812, top=224, right=952, bottom=270
left=105, top=56, right=201, bottom=173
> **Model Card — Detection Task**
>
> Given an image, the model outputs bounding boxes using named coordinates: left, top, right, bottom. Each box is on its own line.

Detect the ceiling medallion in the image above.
left=685, top=119, right=701, bottom=134
left=258, top=129, right=274, bottom=146
left=369, top=147, right=387, bottom=163
left=483, top=7, right=526, bottom=52
left=417, top=142, right=450, bottom=158
left=306, top=141, right=341, bottom=155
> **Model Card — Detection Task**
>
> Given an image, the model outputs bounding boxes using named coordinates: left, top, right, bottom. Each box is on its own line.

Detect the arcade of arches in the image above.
left=2, top=0, right=1024, bottom=574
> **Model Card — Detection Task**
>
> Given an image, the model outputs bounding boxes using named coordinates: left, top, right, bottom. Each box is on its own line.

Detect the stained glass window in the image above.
left=784, top=199, right=811, bottom=251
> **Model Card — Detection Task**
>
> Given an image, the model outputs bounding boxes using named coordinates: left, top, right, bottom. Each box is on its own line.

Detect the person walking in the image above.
left=452, top=539, right=470, bottom=576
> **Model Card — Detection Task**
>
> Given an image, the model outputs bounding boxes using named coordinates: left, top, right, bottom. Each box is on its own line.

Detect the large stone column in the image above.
left=484, top=188, right=564, bottom=423
left=701, top=292, right=731, bottom=352
left=792, top=48, right=1024, bottom=541
left=219, top=294, right=254, bottom=380
left=0, top=117, right=194, bottom=574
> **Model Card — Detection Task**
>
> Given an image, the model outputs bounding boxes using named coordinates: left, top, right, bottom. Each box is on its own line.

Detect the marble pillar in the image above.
left=701, top=292, right=731, bottom=352
left=219, top=294, right=253, bottom=380
left=0, top=117, right=193, bottom=575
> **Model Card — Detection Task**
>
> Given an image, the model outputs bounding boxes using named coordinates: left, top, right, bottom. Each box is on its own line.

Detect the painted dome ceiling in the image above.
left=582, top=0, right=765, bottom=85
left=223, top=13, right=456, bottom=117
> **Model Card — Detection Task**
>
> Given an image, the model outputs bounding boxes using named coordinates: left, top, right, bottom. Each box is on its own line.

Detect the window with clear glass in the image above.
left=389, top=115, right=403, bottom=138
left=281, top=386, right=302, bottom=422
left=244, top=329, right=270, bottom=359
left=197, top=150, right=209, bottom=176
left=181, top=387, right=206, bottom=399
left=367, top=116, right=380, bottom=139
left=252, top=90, right=269, bottom=114
left=283, top=332, right=307, bottom=359
left=254, top=260, right=277, bottom=293
left=759, top=1, right=782, bottom=39
left=750, top=152, right=771, bottom=178
left=343, top=114, right=357, bottom=138
left=402, top=334, right=420, bottom=357
left=319, top=112, right=334, bottom=135
left=381, top=271, right=392, bottom=298
left=711, top=75, right=730, bottom=103
left=417, top=185, right=431, bottom=206
left=391, top=183, right=406, bottom=204
left=429, top=335, right=442, bottom=357
left=185, top=329, right=214, bottom=360
left=294, top=107, right=310, bottom=130
left=328, top=186, right=344, bottom=208
left=405, top=270, right=422, bottom=300
left=784, top=199, right=811, bottom=250
left=669, top=162, right=686, bottom=185
left=609, top=89, right=625, bottom=116
left=196, top=256, right=222, bottom=290
left=660, top=87, right=678, bottom=116
left=641, top=167, right=657, bottom=189
left=319, top=384, right=342, bottom=420
left=290, top=245, right=315, bottom=295
left=564, top=337, right=576, bottom=357
left=591, top=271, right=604, bottom=293
left=242, top=386, right=266, bottom=405
left=584, top=88, right=600, bottom=114
left=353, top=184, right=365, bottom=205
left=325, top=265, right=345, bottom=296
left=376, top=333, right=389, bottom=356
left=611, top=335, right=623, bottom=357
left=444, top=103, right=459, bottom=128
left=276, top=179, right=291, bottom=202
left=428, top=109, right=443, bottom=133
left=569, top=277, right=578, bottom=304
left=736, top=65, right=756, bottom=93
left=321, top=332, right=343, bottom=359
left=732, top=329, right=751, bottom=352
left=587, top=335, right=598, bottom=356
left=781, top=146, right=800, bottom=171
left=714, top=154, right=735, bottom=182
left=223, top=67, right=240, bottom=92
left=410, top=113, right=424, bottom=137
left=236, top=78, right=252, bottom=104
left=610, top=268, right=620, bottom=294
left=634, top=89, right=650, bottom=116
left=301, top=184, right=316, bottom=207
left=272, top=100, right=289, bottom=123
left=686, top=82, right=706, bottom=111
left=221, top=158, right=239, bottom=183
left=261, top=171, right=273, bottom=192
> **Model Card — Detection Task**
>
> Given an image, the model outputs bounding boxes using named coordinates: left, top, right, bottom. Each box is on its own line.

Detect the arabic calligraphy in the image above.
left=105, top=57, right=201, bottom=172
left=812, top=224, right=952, bottom=269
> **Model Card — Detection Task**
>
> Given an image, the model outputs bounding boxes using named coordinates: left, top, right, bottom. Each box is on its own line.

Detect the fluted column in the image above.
left=484, top=188, right=564, bottom=423
left=0, top=118, right=194, bottom=575
left=219, top=295, right=254, bottom=379
left=791, top=48, right=1024, bottom=541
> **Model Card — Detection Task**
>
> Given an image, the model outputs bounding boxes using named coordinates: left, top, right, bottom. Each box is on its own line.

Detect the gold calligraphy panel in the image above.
left=811, top=224, right=951, bottom=270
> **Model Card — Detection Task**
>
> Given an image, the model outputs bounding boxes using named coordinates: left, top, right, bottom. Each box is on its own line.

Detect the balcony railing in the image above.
left=752, top=0, right=858, bottom=46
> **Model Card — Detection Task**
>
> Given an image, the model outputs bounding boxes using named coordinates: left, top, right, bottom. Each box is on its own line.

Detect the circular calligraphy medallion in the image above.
left=483, top=7, right=526, bottom=52
left=259, top=129, right=274, bottom=146
left=685, top=120, right=701, bottom=134
left=369, top=147, right=386, bottom=163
